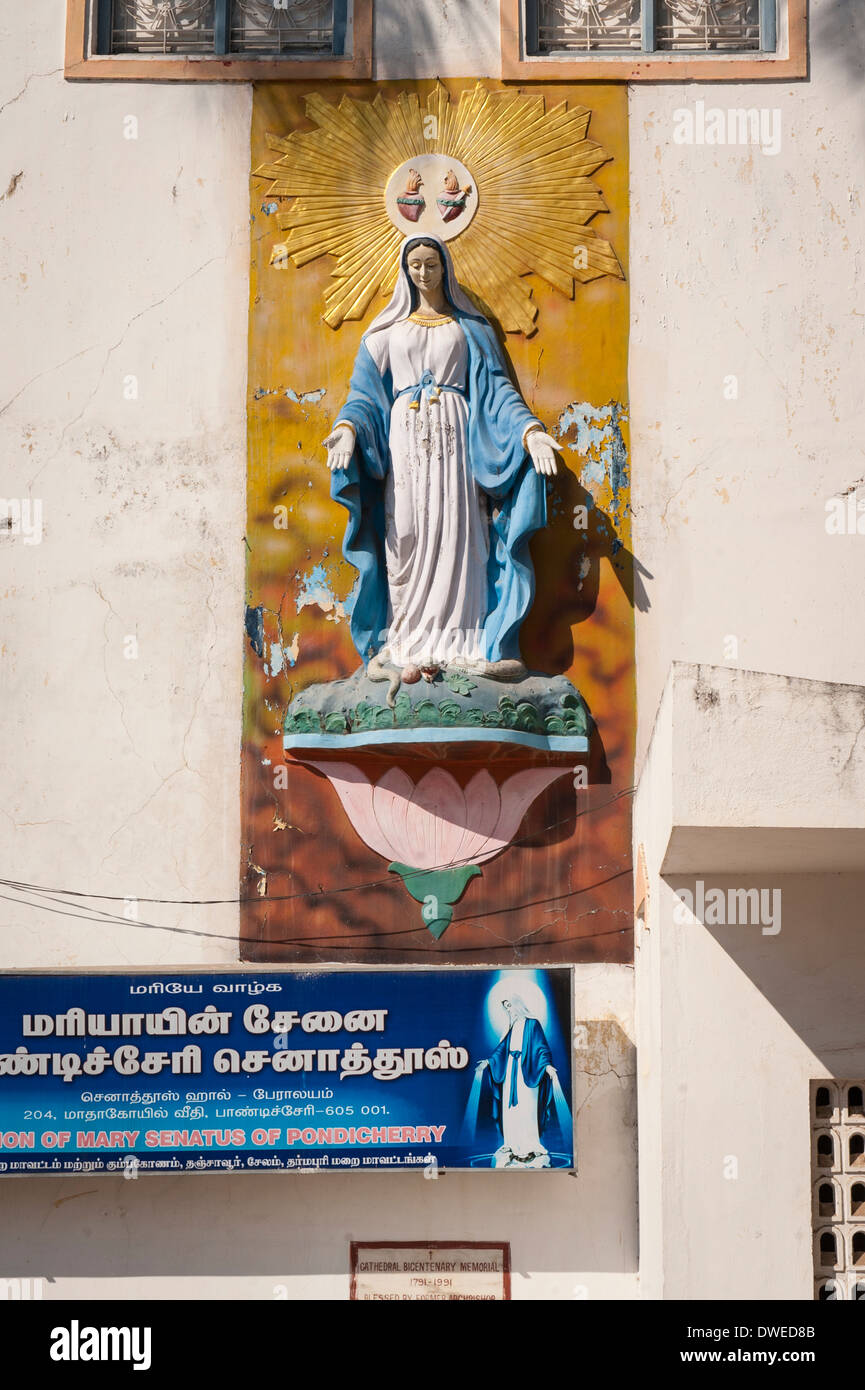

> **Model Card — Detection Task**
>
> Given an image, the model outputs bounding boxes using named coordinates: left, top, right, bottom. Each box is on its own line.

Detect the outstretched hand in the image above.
left=526, top=429, right=559, bottom=477
left=323, top=423, right=356, bottom=471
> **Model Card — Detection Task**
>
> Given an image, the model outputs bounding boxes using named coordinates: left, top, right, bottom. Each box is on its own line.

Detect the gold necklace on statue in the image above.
left=409, top=311, right=454, bottom=327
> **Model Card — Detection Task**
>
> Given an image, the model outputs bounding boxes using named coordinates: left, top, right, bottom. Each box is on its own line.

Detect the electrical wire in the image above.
left=0, top=788, right=634, bottom=948
left=0, top=785, right=634, bottom=907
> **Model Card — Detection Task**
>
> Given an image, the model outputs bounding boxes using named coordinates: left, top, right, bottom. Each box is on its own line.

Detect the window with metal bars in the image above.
left=94, top=0, right=349, bottom=57
left=526, top=0, right=776, bottom=54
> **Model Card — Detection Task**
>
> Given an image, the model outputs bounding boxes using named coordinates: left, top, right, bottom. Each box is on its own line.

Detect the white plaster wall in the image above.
left=373, top=0, right=501, bottom=79
left=634, top=666, right=865, bottom=1298
left=0, top=7, right=635, bottom=1300
left=0, top=2, right=251, bottom=966
left=637, top=662, right=865, bottom=872
left=631, top=677, right=673, bottom=1298
left=635, top=871, right=865, bottom=1300
left=4, top=0, right=860, bottom=1306
left=629, top=0, right=865, bottom=772
left=630, top=3, right=865, bottom=1298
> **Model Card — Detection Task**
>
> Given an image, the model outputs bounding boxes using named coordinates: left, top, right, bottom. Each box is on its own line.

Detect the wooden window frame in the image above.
left=65, top=0, right=373, bottom=80
left=502, top=0, right=807, bottom=81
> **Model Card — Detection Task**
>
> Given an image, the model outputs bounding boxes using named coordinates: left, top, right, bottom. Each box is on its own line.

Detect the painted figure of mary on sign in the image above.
left=323, top=234, right=560, bottom=684
left=475, top=995, right=558, bottom=1169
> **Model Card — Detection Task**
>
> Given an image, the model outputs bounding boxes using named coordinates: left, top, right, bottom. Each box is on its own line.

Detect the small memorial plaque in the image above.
left=350, top=1242, right=510, bottom=1301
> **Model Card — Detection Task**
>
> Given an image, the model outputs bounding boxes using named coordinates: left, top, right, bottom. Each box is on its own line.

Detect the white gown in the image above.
left=364, top=314, right=490, bottom=669
left=498, top=1016, right=549, bottom=1164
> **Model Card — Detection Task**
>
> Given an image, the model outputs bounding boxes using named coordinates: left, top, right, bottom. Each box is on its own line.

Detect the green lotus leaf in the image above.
left=388, top=862, right=482, bottom=941
left=350, top=701, right=377, bottom=731
left=323, top=711, right=347, bottom=734
left=413, top=699, right=440, bottom=725
left=444, top=671, right=477, bottom=697
left=514, top=701, right=544, bottom=732
left=438, top=700, right=463, bottom=725
left=392, top=692, right=413, bottom=727
left=286, top=708, right=319, bottom=733
left=564, top=705, right=588, bottom=735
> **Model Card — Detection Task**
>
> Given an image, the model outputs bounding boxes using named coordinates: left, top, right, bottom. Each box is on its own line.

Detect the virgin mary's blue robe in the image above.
left=331, top=310, right=546, bottom=664
left=487, top=1016, right=555, bottom=1137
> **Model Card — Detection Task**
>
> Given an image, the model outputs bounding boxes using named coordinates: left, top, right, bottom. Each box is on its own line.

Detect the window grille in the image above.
left=231, top=0, right=339, bottom=53
left=527, top=0, right=774, bottom=54
left=532, top=1, right=642, bottom=53
left=655, top=0, right=761, bottom=51
left=97, top=0, right=348, bottom=57
left=811, top=1081, right=865, bottom=1300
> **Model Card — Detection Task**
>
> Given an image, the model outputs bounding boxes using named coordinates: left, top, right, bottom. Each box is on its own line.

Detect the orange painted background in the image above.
left=241, top=79, right=633, bottom=964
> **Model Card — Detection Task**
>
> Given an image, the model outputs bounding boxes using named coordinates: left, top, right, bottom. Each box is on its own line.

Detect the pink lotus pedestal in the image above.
left=302, top=760, right=572, bottom=939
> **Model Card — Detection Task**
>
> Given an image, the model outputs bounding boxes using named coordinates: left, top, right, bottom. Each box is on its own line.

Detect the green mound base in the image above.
left=283, top=667, right=592, bottom=755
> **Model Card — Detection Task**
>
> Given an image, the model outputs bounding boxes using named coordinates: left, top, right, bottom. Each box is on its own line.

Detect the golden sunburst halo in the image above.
left=254, top=82, right=624, bottom=337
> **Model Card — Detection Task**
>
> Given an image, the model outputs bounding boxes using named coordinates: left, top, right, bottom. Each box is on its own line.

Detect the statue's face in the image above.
left=406, top=244, right=444, bottom=295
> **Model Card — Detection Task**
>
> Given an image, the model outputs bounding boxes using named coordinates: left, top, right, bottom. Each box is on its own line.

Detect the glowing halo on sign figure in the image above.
left=485, top=971, right=551, bottom=1041
left=253, top=84, right=624, bottom=939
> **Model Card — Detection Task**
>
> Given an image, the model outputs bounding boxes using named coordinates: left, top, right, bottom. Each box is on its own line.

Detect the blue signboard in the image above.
left=0, top=970, right=573, bottom=1173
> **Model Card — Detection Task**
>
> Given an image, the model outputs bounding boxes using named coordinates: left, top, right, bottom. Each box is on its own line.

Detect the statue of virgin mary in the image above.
left=323, top=234, right=560, bottom=685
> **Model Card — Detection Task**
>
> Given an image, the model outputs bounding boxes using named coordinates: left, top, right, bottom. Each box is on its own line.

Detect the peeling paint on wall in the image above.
left=253, top=386, right=327, bottom=404
left=556, top=401, right=629, bottom=506
left=555, top=400, right=630, bottom=542
left=295, top=563, right=357, bottom=622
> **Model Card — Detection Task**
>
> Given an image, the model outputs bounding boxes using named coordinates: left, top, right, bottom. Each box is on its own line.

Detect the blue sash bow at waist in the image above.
left=508, top=1048, right=522, bottom=1107
left=396, top=369, right=467, bottom=410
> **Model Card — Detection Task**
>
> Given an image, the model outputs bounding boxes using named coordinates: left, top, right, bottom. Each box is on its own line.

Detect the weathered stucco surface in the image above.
left=373, top=0, right=501, bottom=79
left=0, top=2, right=250, bottom=966
left=630, top=0, right=865, bottom=771
left=628, top=9, right=865, bottom=1295
left=0, top=2, right=638, bottom=1301
left=634, top=664, right=865, bottom=1298
left=0, top=0, right=862, bottom=1302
